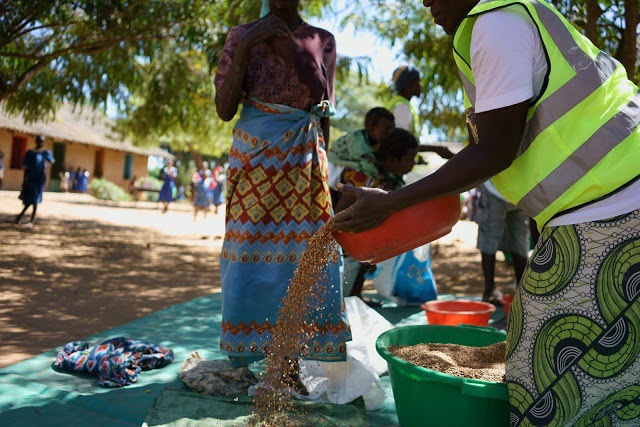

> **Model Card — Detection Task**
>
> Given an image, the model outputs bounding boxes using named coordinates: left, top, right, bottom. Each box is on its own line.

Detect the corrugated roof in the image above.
left=0, top=103, right=175, bottom=160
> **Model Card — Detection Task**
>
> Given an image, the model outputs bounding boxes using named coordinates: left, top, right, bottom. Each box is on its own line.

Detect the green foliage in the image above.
left=135, top=175, right=163, bottom=202
left=340, top=0, right=640, bottom=141
left=120, top=0, right=342, bottom=156
left=0, top=1, right=214, bottom=120
left=332, top=73, right=389, bottom=134
left=88, top=177, right=131, bottom=202
left=550, top=0, right=639, bottom=83
left=5, top=0, right=635, bottom=153
left=338, top=1, right=468, bottom=140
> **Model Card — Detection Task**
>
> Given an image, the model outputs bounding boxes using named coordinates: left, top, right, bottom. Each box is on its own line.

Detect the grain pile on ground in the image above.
left=249, top=223, right=339, bottom=427
left=390, top=341, right=506, bottom=383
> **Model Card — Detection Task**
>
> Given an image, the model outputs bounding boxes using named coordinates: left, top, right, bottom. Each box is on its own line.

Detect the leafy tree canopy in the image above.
left=2, top=0, right=638, bottom=151
left=340, top=0, right=639, bottom=141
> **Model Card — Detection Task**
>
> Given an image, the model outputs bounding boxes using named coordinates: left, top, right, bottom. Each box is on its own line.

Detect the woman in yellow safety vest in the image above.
left=334, top=1, right=640, bottom=425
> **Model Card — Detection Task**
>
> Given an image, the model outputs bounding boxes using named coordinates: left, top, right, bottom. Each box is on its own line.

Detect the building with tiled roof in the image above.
left=0, top=103, right=175, bottom=192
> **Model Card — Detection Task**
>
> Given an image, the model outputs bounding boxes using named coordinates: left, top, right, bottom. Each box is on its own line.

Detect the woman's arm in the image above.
left=215, top=16, right=292, bottom=121
left=333, top=100, right=529, bottom=232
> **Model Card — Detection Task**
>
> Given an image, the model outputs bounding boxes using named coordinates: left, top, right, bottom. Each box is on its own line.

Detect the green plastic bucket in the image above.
left=376, top=324, right=509, bottom=427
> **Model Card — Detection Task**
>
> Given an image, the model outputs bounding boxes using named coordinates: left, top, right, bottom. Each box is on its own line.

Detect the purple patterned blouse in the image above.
left=214, top=20, right=336, bottom=111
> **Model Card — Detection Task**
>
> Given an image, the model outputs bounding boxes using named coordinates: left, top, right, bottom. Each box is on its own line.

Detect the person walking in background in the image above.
left=59, top=167, right=71, bottom=192
left=158, top=160, right=177, bottom=213
left=15, top=135, right=54, bottom=227
left=0, top=150, right=4, bottom=190
left=211, top=166, right=226, bottom=215
left=72, top=166, right=82, bottom=192
left=475, top=180, right=529, bottom=305
left=335, top=0, right=640, bottom=424
left=192, top=167, right=211, bottom=221
left=77, top=168, right=90, bottom=193
left=128, top=175, right=137, bottom=199
left=214, top=0, right=350, bottom=391
left=190, top=161, right=209, bottom=203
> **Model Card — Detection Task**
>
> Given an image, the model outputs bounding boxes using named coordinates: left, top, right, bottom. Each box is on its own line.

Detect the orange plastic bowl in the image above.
left=501, top=294, right=514, bottom=317
left=420, top=300, right=496, bottom=327
left=333, top=195, right=461, bottom=264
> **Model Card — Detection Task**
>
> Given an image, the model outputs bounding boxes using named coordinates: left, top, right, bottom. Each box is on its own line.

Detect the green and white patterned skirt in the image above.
left=506, top=208, right=640, bottom=426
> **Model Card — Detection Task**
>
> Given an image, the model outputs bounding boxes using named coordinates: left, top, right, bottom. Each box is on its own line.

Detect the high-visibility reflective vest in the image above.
left=453, top=0, right=640, bottom=228
left=385, top=94, right=421, bottom=137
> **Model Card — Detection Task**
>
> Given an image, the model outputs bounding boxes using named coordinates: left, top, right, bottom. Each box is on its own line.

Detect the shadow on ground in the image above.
left=0, top=215, right=220, bottom=368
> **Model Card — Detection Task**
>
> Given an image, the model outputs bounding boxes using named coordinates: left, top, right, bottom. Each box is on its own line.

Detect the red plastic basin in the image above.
left=333, top=195, right=461, bottom=264
left=420, top=300, right=496, bottom=327
left=501, top=294, right=514, bottom=317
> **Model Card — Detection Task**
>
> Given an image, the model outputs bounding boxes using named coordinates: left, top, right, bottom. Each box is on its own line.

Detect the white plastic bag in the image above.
left=297, top=297, right=394, bottom=410
left=371, top=256, right=399, bottom=300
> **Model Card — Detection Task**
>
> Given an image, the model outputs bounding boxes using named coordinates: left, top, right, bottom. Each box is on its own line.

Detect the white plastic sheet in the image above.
left=298, top=296, right=395, bottom=410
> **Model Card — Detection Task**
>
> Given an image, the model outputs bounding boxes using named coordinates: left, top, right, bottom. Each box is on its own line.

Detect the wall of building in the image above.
left=101, top=150, right=148, bottom=189
left=0, top=130, right=51, bottom=191
left=0, top=129, right=149, bottom=193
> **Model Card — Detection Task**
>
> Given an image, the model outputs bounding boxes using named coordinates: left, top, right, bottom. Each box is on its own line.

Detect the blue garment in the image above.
left=159, top=166, right=177, bottom=202
left=76, top=171, right=89, bottom=192
left=71, top=171, right=80, bottom=191
left=53, top=337, right=174, bottom=388
left=19, top=149, right=54, bottom=206
left=193, top=172, right=211, bottom=208
left=220, top=98, right=350, bottom=367
left=212, top=177, right=225, bottom=206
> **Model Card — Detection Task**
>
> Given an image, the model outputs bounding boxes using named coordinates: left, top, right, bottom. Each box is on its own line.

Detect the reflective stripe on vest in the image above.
left=453, top=0, right=640, bottom=226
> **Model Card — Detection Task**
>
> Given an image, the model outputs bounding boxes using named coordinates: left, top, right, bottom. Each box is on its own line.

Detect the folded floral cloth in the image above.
left=53, top=337, right=174, bottom=387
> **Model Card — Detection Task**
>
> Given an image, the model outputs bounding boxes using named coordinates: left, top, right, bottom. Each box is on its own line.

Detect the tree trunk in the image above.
left=186, top=142, right=203, bottom=169
left=620, top=0, right=639, bottom=83
left=584, top=0, right=603, bottom=46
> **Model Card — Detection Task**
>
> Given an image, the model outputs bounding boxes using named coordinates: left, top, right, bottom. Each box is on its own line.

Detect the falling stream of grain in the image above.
left=248, top=222, right=339, bottom=427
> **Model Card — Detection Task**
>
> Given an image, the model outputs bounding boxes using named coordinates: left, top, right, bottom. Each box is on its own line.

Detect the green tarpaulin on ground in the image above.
left=143, top=388, right=369, bottom=427
left=0, top=292, right=505, bottom=427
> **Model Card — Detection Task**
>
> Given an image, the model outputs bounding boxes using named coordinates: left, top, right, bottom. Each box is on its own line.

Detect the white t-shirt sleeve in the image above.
left=471, top=10, right=541, bottom=113
left=393, top=104, right=413, bottom=133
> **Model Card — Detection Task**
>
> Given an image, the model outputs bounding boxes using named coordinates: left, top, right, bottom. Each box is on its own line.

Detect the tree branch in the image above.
left=0, top=32, right=171, bottom=62
left=0, top=59, right=50, bottom=101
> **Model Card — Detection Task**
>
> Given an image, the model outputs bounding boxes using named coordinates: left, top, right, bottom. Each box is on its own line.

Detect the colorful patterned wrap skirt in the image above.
left=220, top=98, right=351, bottom=367
left=506, top=209, right=640, bottom=426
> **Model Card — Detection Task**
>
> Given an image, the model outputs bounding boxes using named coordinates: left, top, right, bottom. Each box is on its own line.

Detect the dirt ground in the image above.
left=0, top=191, right=517, bottom=368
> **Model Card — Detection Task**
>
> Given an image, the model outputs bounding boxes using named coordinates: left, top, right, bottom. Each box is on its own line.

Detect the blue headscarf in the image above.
left=260, top=0, right=270, bottom=17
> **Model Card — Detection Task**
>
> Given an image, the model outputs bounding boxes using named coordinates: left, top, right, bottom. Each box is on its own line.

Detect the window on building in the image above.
left=10, top=135, right=28, bottom=169
left=94, top=149, right=105, bottom=178
left=123, top=154, right=133, bottom=179
left=51, top=142, right=66, bottom=178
